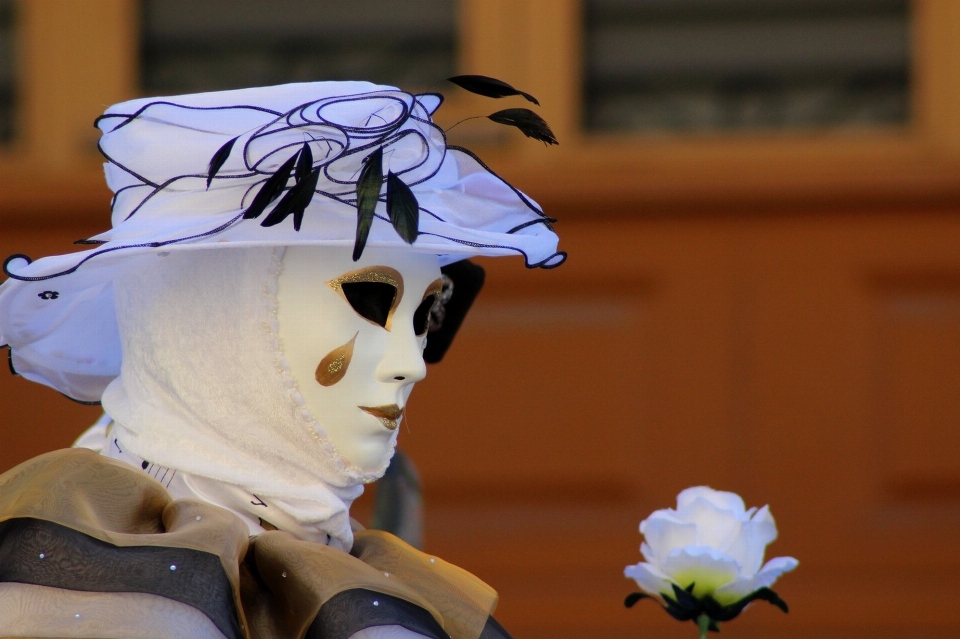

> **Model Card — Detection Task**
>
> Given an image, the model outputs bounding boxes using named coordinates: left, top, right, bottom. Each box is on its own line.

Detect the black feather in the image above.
left=353, top=147, right=384, bottom=261
left=487, top=108, right=558, bottom=145
left=295, top=142, right=313, bottom=184
left=386, top=172, right=419, bottom=244
left=206, top=136, right=238, bottom=188
left=448, top=75, right=540, bottom=105
left=243, top=152, right=299, bottom=219
left=260, top=166, right=320, bottom=231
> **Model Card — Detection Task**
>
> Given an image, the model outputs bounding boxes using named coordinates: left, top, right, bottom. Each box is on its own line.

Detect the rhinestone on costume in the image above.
left=39, top=553, right=45, bottom=559
left=196, top=515, right=202, bottom=521
left=170, top=565, right=177, bottom=571
left=383, top=572, right=389, bottom=577
left=373, top=601, right=379, bottom=606
left=281, top=572, right=287, bottom=578
left=429, top=558, right=436, bottom=563
left=74, top=614, right=81, bottom=619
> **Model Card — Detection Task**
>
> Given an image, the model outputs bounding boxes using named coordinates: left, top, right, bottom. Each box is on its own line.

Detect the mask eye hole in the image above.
left=341, top=281, right=397, bottom=328
left=413, top=294, right=437, bottom=336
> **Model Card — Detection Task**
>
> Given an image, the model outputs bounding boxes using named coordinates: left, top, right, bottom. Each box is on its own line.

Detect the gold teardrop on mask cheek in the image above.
left=315, top=333, right=358, bottom=387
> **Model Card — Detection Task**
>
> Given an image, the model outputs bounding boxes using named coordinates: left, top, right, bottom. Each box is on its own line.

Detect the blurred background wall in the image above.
left=2, top=1, right=960, bottom=637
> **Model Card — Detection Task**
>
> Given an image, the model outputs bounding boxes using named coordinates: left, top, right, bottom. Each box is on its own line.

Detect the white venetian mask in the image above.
left=276, top=245, right=442, bottom=472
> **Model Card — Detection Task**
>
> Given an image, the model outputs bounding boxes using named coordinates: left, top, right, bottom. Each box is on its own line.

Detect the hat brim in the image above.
left=0, top=81, right=565, bottom=401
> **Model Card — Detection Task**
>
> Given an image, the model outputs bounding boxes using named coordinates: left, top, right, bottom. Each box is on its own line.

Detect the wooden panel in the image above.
left=875, top=281, right=960, bottom=500
left=4, top=209, right=960, bottom=637
left=405, top=212, right=960, bottom=638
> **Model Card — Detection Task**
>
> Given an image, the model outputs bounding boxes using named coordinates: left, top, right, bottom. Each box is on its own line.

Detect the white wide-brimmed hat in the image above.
left=0, top=80, right=564, bottom=402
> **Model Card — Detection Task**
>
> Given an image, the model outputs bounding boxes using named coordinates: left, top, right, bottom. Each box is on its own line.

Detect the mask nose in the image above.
left=375, top=327, right=427, bottom=386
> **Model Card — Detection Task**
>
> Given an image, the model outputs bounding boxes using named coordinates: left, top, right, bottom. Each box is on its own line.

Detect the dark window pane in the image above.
left=584, top=0, right=911, bottom=134
left=141, top=0, right=456, bottom=95
left=0, top=0, right=16, bottom=145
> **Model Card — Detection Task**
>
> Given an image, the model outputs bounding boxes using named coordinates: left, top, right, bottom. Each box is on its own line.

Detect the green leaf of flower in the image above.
left=712, top=587, right=790, bottom=622
left=624, top=592, right=653, bottom=608
left=662, top=591, right=697, bottom=622
left=671, top=582, right=701, bottom=612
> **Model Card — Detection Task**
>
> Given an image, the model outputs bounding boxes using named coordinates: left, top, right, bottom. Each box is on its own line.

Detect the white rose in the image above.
left=624, top=486, right=798, bottom=606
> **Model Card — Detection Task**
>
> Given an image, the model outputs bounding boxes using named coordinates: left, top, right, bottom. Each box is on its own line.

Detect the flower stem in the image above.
left=696, top=614, right=711, bottom=639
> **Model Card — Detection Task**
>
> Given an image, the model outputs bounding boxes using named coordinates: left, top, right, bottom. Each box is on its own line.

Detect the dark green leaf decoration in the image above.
left=295, top=142, right=313, bottom=184
left=243, top=152, right=299, bottom=220
left=206, top=136, right=238, bottom=188
left=447, top=75, right=540, bottom=105
left=353, top=146, right=384, bottom=261
left=386, top=172, right=419, bottom=245
left=260, top=166, right=320, bottom=231
left=487, top=108, right=558, bottom=145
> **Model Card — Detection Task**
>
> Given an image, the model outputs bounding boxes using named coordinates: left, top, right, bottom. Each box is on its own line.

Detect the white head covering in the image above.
left=101, top=247, right=367, bottom=549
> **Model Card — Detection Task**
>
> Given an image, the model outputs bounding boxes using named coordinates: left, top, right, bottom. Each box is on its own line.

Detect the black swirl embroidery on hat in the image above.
left=37, top=291, right=59, bottom=300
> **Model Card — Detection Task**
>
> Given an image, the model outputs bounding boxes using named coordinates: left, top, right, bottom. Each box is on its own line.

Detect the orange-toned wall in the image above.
left=4, top=205, right=960, bottom=638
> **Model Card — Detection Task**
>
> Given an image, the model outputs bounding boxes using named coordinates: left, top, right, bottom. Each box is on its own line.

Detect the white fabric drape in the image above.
left=101, top=247, right=381, bottom=550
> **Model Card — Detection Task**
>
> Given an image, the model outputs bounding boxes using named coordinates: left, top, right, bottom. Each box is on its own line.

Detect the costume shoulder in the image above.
left=0, top=448, right=250, bottom=639
left=0, top=450, right=513, bottom=639
left=243, top=528, right=509, bottom=639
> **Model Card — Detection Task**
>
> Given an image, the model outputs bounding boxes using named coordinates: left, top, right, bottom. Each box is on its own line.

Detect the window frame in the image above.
left=1, top=0, right=958, bottom=224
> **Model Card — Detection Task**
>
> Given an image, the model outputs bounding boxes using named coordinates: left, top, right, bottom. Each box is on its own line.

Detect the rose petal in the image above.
left=680, top=496, right=744, bottom=553
left=724, top=505, right=778, bottom=576
left=710, top=576, right=757, bottom=605
left=640, top=513, right=698, bottom=564
left=660, top=546, right=741, bottom=599
left=624, top=562, right=673, bottom=602
left=677, top=486, right=746, bottom=516
left=712, top=555, right=798, bottom=605
left=755, top=556, right=799, bottom=587
left=640, top=541, right=656, bottom=564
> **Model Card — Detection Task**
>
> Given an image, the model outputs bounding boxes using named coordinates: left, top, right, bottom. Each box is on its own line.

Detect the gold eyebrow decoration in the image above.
left=326, top=266, right=404, bottom=330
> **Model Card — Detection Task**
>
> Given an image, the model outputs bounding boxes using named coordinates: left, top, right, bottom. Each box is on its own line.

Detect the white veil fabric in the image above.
left=101, top=247, right=377, bottom=550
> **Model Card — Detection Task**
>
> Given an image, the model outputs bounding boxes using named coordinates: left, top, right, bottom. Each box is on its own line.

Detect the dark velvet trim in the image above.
left=307, top=588, right=449, bottom=639
left=0, top=517, right=242, bottom=639
left=479, top=615, right=514, bottom=639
